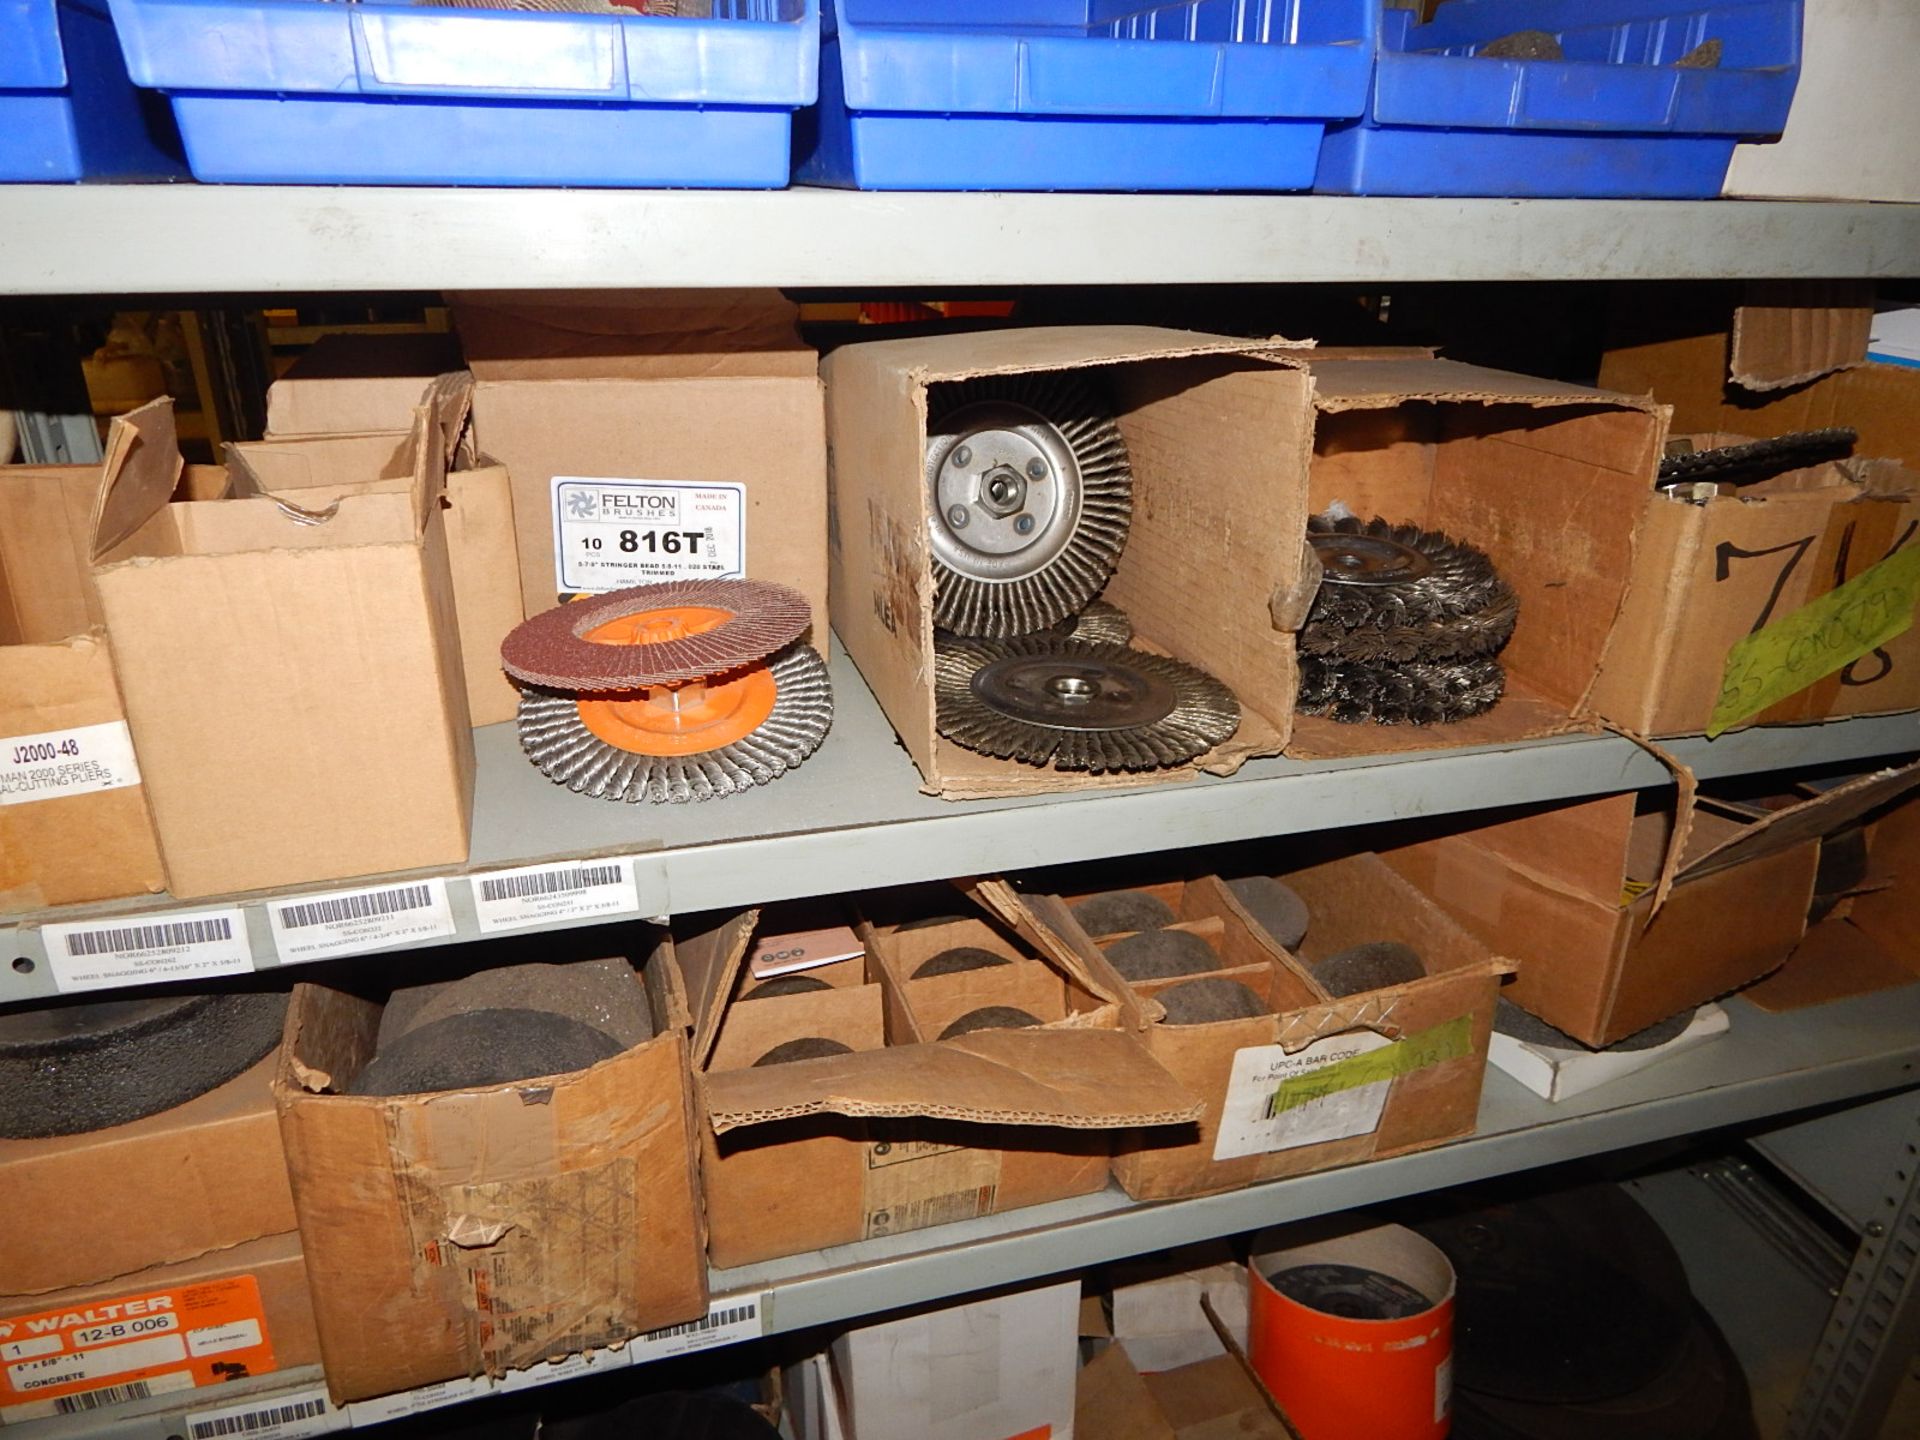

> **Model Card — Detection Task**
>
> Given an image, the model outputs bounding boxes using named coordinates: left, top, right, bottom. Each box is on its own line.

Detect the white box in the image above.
left=831, top=1280, right=1079, bottom=1440
left=1108, top=1246, right=1250, bottom=1375
left=1488, top=1003, right=1730, bottom=1103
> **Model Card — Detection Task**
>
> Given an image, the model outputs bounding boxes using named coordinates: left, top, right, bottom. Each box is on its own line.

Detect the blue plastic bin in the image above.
left=1, top=0, right=181, bottom=180
left=101, top=0, right=817, bottom=187
left=795, top=0, right=1377, bottom=192
left=1315, top=0, right=1802, bottom=197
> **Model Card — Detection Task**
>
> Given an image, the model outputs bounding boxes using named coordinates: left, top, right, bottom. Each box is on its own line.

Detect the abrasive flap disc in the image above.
left=936, top=634, right=1239, bottom=772
left=503, top=578, right=832, bottom=803
left=926, top=374, right=1132, bottom=638
left=1298, top=514, right=1517, bottom=725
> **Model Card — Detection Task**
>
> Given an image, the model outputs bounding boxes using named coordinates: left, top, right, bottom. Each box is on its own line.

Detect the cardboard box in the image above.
left=229, top=425, right=523, bottom=728
left=684, top=901, right=1201, bottom=1270
left=822, top=326, right=1320, bottom=798
left=457, top=291, right=829, bottom=646
left=1056, top=865, right=1505, bottom=1202
left=275, top=947, right=706, bottom=1403
left=265, top=332, right=466, bottom=439
left=1723, top=0, right=1920, bottom=204
left=0, top=1232, right=320, bottom=1423
left=1385, top=764, right=1920, bottom=1046
left=1288, top=356, right=1667, bottom=759
left=1104, top=1245, right=1249, bottom=1374
left=831, top=1278, right=1079, bottom=1440
left=0, top=1051, right=295, bottom=1297
left=89, top=398, right=474, bottom=899
left=1076, top=1344, right=1293, bottom=1440
left=0, top=464, right=167, bottom=910
left=1588, top=437, right=1920, bottom=735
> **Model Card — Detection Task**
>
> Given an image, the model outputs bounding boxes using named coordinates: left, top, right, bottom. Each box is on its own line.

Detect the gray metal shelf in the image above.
left=5, top=649, right=1917, bottom=1002
left=1, top=191, right=1918, bottom=294
left=18, top=986, right=1920, bottom=1440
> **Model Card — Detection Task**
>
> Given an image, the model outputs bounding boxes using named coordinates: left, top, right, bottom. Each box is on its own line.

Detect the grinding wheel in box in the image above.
left=0, top=991, right=288, bottom=1139
left=935, top=634, right=1239, bottom=772
left=926, top=374, right=1132, bottom=638
left=503, top=578, right=832, bottom=804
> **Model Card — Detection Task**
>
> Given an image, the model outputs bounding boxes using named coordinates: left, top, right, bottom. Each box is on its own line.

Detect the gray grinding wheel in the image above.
left=1104, top=928, right=1220, bottom=982
left=1156, top=978, right=1268, bottom=1027
left=350, top=1010, right=622, bottom=1096
left=938, top=1006, right=1044, bottom=1040
left=741, top=973, right=833, bottom=1001
left=1226, top=876, right=1311, bottom=951
left=0, top=991, right=288, bottom=1140
left=1312, top=941, right=1427, bottom=998
left=1495, top=997, right=1696, bottom=1054
left=752, top=1037, right=855, bottom=1068
left=912, top=947, right=1013, bottom=979
left=379, top=957, right=653, bottom=1053
left=1071, top=890, right=1178, bottom=937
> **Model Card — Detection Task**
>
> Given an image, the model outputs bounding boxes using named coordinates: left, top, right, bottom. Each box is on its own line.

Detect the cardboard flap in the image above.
left=843, top=326, right=1310, bottom=385
left=966, top=879, right=1156, bottom=1029
left=1076, top=1345, right=1175, bottom=1440
left=453, top=290, right=814, bottom=381
left=676, top=911, right=762, bottom=1066
left=1307, top=357, right=1656, bottom=414
left=701, top=1025, right=1203, bottom=1134
left=91, top=399, right=183, bottom=562
left=1685, top=760, right=1920, bottom=882
left=1731, top=283, right=1873, bottom=391
left=1269, top=537, right=1323, bottom=632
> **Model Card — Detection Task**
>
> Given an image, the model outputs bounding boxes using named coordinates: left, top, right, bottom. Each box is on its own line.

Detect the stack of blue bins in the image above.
left=100, top=0, right=819, bottom=186
left=1, top=0, right=180, bottom=180
left=1315, top=0, right=1803, bottom=197
left=796, top=0, right=1378, bottom=191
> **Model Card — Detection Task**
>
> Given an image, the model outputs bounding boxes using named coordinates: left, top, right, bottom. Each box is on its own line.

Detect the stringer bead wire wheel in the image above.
left=502, top=579, right=832, bottom=803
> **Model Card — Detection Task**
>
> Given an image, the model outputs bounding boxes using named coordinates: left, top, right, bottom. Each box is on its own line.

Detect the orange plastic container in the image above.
left=1248, top=1222, right=1456, bottom=1440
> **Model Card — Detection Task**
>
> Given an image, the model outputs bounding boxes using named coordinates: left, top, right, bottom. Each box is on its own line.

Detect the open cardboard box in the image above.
left=265, top=331, right=466, bottom=439
left=1385, top=761, right=1920, bottom=1046
left=0, top=461, right=167, bottom=910
left=89, top=397, right=473, bottom=899
left=1290, top=355, right=1667, bottom=759
left=231, top=375, right=523, bottom=727
left=821, top=325, right=1319, bottom=799
left=1590, top=437, right=1920, bottom=734
left=456, top=291, right=829, bottom=650
left=681, top=896, right=1202, bottom=1271
left=273, top=942, right=705, bottom=1404
left=1018, top=863, right=1507, bottom=1203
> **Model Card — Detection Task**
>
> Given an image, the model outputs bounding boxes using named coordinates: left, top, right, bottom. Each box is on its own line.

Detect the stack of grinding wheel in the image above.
left=0, top=990, right=288, bottom=1139
left=1298, top=514, right=1518, bottom=725
left=926, top=375, right=1241, bottom=772
left=501, top=578, right=831, bottom=804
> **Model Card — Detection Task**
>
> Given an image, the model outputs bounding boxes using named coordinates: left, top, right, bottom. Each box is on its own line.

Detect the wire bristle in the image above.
left=518, top=643, right=833, bottom=803
left=1302, top=515, right=1518, bottom=658
left=1297, top=654, right=1505, bottom=725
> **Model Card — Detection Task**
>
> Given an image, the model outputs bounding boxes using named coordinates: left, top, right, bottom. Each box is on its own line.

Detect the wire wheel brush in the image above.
left=1049, top=598, right=1134, bottom=647
left=1298, top=654, right=1505, bottom=725
left=935, top=634, right=1238, bottom=772
left=925, top=374, right=1132, bottom=638
left=502, top=578, right=832, bottom=803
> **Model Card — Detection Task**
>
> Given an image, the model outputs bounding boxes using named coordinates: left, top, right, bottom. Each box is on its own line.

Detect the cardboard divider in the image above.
left=707, top=977, right=886, bottom=1073
left=274, top=942, right=706, bottom=1404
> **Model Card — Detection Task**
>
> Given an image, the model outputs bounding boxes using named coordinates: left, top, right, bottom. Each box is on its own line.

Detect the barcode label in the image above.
left=269, top=878, right=455, bottom=963
left=344, top=1376, right=490, bottom=1428
left=41, top=908, right=252, bottom=993
left=471, top=858, right=640, bottom=934
left=55, top=1381, right=153, bottom=1413
left=186, top=1392, right=341, bottom=1440
left=628, top=1296, right=765, bottom=1362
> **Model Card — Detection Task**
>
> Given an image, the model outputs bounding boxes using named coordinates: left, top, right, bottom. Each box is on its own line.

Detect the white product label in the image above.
left=40, top=909, right=253, bottom=993
left=186, top=1321, right=261, bottom=1358
left=0, top=1340, right=60, bottom=1364
left=0, top=721, right=141, bottom=807
left=1435, top=1353, right=1453, bottom=1423
left=1211, top=1031, right=1395, bottom=1161
left=495, top=1346, right=634, bottom=1396
left=550, top=477, right=746, bottom=594
left=345, top=1376, right=492, bottom=1427
left=187, top=1387, right=344, bottom=1440
left=626, top=1295, right=766, bottom=1363
left=8, top=1335, right=186, bottom=1390
left=471, top=858, right=640, bottom=934
left=268, top=878, right=456, bottom=963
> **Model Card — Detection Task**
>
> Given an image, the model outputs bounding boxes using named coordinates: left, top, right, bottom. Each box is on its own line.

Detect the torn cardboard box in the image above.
left=456, top=291, right=829, bottom=649
left=1, top=462, right=166, bottom=910
left=1289, top=355, right=1668, bottom=760
left=274, top=944, right=705, bottom=1404
left=265, top=332, right=466, bottom=440
left=821, top=325, right=1317, bottom=799
left=1385, top=762, right=1920, bottom=1046
left=89, top=398, right=474, bottom=899
left=684, top=898, right=1200, bottom=1271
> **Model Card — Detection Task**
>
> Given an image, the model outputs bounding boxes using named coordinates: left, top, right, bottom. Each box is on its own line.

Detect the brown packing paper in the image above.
left=821, top=326, right=1315, bottom=799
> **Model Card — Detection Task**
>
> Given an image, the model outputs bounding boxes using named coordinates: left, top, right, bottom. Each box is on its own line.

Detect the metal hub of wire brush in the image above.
left=926, top=375, right=1131, bottom=637
left=936, top=635, right=1238, bottom=772
left=502, top=578, right=832, bottom=804
left=1309, top=529, right=1435, bottom=587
